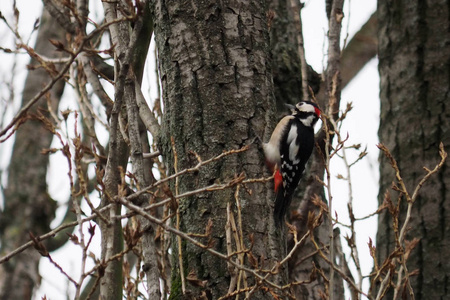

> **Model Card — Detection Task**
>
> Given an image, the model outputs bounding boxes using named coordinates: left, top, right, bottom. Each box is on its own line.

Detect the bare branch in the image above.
left=134, top=75, right=161, bottom=138
left=0, top=17, right=129, bottom=141
left=376, top=143, right=447, bottom=299
left=117, top=197, right=286, bottom=292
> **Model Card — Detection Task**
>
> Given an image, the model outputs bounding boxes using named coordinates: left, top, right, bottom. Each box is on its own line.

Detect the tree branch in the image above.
left=341, top=12, right=377, bottom=89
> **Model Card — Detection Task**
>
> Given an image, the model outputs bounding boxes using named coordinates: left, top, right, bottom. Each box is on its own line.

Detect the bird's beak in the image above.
left=284, top=103, right=295, bottom=112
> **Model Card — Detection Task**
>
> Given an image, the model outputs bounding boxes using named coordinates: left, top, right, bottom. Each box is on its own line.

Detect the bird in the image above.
left=263, top=101, right=321, bottom=224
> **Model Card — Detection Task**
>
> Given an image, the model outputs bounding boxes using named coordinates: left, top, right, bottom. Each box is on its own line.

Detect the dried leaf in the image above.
left=247, top=252, right=258, bottom=268
left=404, top=238, right=420, bottom=260
left=205, top=218, right=213, bottom=236
left=368, top=238, right=376, bottom=259
left=88, top=223, right=96, bottom=236
left=186, top=270, right=207, bottom=288
left=48, top=39, right=65, bottom=51
left=67, top=233, right=79, bottom=245
left=41, top=148, right=59, bottom=155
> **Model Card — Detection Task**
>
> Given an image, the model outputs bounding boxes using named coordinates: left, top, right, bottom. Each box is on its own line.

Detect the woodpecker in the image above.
left=263, top=101, right=321, bottom=224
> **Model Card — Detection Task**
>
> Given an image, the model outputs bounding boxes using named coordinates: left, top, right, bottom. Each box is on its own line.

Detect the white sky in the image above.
left=0, top=0, right=379, bottom=299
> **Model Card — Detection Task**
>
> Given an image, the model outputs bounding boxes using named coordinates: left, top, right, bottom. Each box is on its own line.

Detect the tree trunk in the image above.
left=268, top=0, right=320, bottom=112
left=0, top=7, right=67, bottom=300
left=284, top=2, right=346, bottom=298
left=152, top=0, right=286, bottom=298
left=377, top=0, right=450, bottom=298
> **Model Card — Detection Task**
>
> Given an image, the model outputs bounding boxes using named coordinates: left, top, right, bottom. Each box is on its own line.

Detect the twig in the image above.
left=143, top=151, right=161, bottom=159
left=375, top=269, right=390, bottom=300
left=124, top=145, right=250, bottom=203
left=334, top=110, right=364, bottom=296
left=376, top=142, right=447, bottom=299
left=78, top=52, right=113, bottom=120
left=171, top=137, right=186, bottom=295
left=117, top=197, right=285, bottom=291
left=322, top=111, right=336, bottom=299
left=310, top=235, right=372, bottom=299
left=225, top=203, right=238, bottom=294
left=234, top=185, right=249, bottom=299
left=134, top=74, right=161, bottom=138
left=0, top=16, right=130, bottom=141
left=0, top=204, right=113, bottom=264
left=334, top=229, right=359, bottom=300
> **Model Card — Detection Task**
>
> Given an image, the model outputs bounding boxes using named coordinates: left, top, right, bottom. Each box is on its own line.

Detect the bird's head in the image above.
left=285, top=101, right=321, bottom=127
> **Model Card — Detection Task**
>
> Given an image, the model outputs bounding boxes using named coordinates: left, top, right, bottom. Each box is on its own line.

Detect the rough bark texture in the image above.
left=0, top=8, right=67, bottom=300
left=268, top=0, right=320, bottom=113
left=152, top=0, right=286, bottom=298
left=377, top=0, right=450, bottom=298
left=269, top=0, right=302, bottom=110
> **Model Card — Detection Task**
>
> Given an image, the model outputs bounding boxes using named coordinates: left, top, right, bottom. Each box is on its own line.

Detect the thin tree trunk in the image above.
left=0, top=7, right=67, bottom=299
left=98, top=1, right=159, bottom=299
left=377, top=0, right=450, bottom=298
left=285, top=1, right=346, bottom=298
left=97, top=2, right=131, bottom=299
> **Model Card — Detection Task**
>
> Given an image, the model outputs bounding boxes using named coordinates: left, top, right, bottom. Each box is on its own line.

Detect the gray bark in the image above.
left=98, top=1, right=158, bottom=299
left=0, top=7, right=67, bottom=300
left=376, top=0, right=450, bottom=298
left=152, top=0, right=286, bottom=298
left=268, top=0, right=320, bottom=113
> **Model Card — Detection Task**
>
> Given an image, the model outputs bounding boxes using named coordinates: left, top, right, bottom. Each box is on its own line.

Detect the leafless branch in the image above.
left=134, top=74, right=161, bottom=138
left=375, top=142, right=447, bottom=300
left=0, top=16, right=129, bottom=141
left=117, top=197, right=286, bottom=292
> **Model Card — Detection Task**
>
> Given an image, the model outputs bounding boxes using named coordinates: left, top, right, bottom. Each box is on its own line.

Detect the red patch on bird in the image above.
left=274, top=170, right=283, bottom=193
left=315, top=107, right=321, bottom=117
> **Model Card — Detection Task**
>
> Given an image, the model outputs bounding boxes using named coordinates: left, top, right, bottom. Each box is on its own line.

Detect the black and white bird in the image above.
left=263, top=101, right=321, bottom=224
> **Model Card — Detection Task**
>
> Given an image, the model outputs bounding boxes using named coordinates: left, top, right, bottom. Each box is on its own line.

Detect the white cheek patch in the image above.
left=297, top=103, right=316, bottom=114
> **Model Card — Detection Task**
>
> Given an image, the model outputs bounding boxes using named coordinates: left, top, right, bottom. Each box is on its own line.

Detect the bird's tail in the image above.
left=274, top=184, right=293, bottom=226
